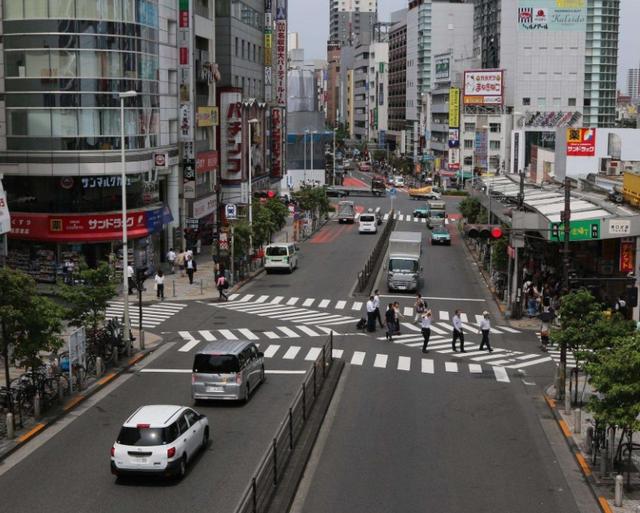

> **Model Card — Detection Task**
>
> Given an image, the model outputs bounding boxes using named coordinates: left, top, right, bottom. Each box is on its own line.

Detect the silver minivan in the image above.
left=192, top=341, right=265, bottom=403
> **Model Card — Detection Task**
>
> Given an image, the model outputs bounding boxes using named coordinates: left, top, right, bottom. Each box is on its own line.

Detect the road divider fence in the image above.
left=355, top=210, right=396, bottom=294
left=234, top=333, right=335, bottom=513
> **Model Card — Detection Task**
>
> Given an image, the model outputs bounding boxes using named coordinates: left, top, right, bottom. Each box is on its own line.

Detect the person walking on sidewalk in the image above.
left=385, top=303, right=396, bottom=342
left=177, top=251, right=186, bottom=277
left=373, top=290, right=384, bottom=328
left=127, top=264, right=136, bottom=295
left=452, top=309, right=465, bottom=352
left=166, top=248, right=176, bottom=274
left=154, top=269, right=165, bottom=300
left=216, top=272, right=228, bottom=301
left=421, top=310, right=432, bottom=353
left=478, top=311, right=493, bottom=352
left=185, top=255, right=196, bottom=284
left=413, top=293, right=427, bottom=323
left=366, top=296, right=377, bottom=332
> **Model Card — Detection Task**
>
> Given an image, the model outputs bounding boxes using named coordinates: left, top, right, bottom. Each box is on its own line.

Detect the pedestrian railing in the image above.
left=233, top=333, right=335, bottom=513
left=356, top=210, right=396, bottom=294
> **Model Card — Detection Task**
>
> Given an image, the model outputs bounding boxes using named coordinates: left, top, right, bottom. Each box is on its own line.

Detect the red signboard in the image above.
left=10, top=209, right=158, bottom=242
left=219, top=89, right=243, bottom=183
left=566, top=128, right=596, bottom=157
left=619, top=238, right=635, bottom=273
left=271, top=108, right=282, bottom=178
left=196, top=151, right=218, bottom=174
left=180, top=47, right=189, bottom=65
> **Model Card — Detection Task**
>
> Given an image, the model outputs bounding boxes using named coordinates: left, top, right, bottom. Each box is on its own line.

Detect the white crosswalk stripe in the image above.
left=218, top=329, right=238, bottom=340
left=351, top=351, right=366, bottom=366
left=335, top=301, right=347, bottom=310
left=439, top=310, right=450, bottom=321
left=305, top=347, right=322, bottom=361
left=106, top=301, right=187, bottom=328
left=352, top=302, right=363, bottom=311
left=397, top=356, right=411, bottom=371
left=200, top=330, right=216, bottom=341
left=263, top=345, right=280, bottom=357
left=469, top=364, right=482, bottom=374
left=256, top=295, right=269, bottom=303
left=374, top=354, right=388, bottom=368
left=421, top=359, right=434, bottom=374
left=238, top=328, right=259, bottom=340
left=277, top=326, right=300, bottom=338
left=318, top=299, right=330, bottom=308
left=286, top=297, right=299, bottom=305
left=303, top=298, right=315, bottom=307
left=445, top=362, right=458, bottom=373
left=283, top=346, right=301, bottom=359
left=493, top=366, right=510, bottom=383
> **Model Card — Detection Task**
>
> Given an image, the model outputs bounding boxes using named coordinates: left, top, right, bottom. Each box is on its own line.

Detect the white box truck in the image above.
left=337, top=200, right=356, bottom=223
left=386, top=231, right=422, bottom=292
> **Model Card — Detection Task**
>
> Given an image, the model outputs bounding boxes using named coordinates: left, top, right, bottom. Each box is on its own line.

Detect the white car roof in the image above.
left=124, top=405, right=185, bottom=427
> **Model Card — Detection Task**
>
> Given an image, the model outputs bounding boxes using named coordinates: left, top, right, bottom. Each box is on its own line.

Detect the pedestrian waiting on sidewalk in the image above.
left=478, top=311, right=493, bottom=352
left=127, top=264, right=136, bottom=295
left=154, top=270, right=165, bottom=300
left=421, top=310, right=432, bottom=353
left=185, top=255, right=197, bottom=284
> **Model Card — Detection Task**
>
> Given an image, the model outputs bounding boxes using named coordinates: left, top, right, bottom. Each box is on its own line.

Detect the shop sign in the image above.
left=549, top=219, right=601, bottom=242
left=435, top=54, right=450, bottom=81
left=0, top=191, right=11, bottom=235
left=9, top=206, right=169, bottom=242
left=271, top=107, right=283, bottom=178
left=178, top=0, right=193, bottom=142
left=193, top=195, right=216, bottom=219
left=566, top=128, right=596, bottom=157
left=517, top=0, right=586, bottom=32
left=196, top=151, right=218, bottom=174
left=275, top=20, right=287, bottom=106
left=218, top=231, right=229, bottom=251
left=619, top=237, right=635, bottom=273
left=448, top=87, right=460, bottom=128
left=463, top=70, right=504, bottom=105
left=185, top=217, right=199, bottom=229
left=196, top=106, right=219, bottom=127
left=60, top=177, right=74, bottom=189
left=448, top=148, right=460, bottom=171
left=220, top=90, right=243, bottom=183
left=608, top=219, right=631, bottom=236
left=448, top=128, right=459, bottom=149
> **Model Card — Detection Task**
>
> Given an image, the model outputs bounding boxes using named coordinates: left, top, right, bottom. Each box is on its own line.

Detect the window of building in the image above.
left=553, top=97, right=561, bottom=108
left=464, top=122, right=475, bottom=131
left=522, top=97, right=531, bottom=106
left=235, top=37, right=239, bottom=57
left=538, top=97, right=546, bottom=108
left=463, top=156, right=473, bottom=166
left=489, top=123, right=501, bottom=133
left=489, top=141, right=501, bottom=150
left=568, top=97, right=576, bottom=106
left=464, top=140, right=474, bottom=149
left=242, top=40, right=245, bottom=59
left=253, top=44, right=256, bottom=62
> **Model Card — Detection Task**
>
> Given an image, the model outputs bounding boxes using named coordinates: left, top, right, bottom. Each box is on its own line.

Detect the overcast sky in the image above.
left=289, top=0, right=639, bottom=90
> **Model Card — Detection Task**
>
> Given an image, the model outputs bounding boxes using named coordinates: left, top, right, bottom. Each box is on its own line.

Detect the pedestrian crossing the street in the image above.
left=215, top=295, right=521, bottom=334
left=106, top=300, right=187, bottom=328
left=172, top=331, right=518, bottom=383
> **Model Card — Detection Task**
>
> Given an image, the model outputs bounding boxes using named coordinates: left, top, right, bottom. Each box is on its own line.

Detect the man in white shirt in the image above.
left=451, top=309, right=465, bottom=352
left=366, top=296, right=376, bottom=332
left=166, top=248, right=176, bottom=274
left=478, top=311, right=493, bottom=352
left=127, top=265, right=135, bottom=295
left=373, top=289, right=384, bottom=328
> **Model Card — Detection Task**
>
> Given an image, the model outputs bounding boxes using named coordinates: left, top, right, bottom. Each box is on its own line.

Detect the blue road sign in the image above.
left=225, top=203, right=237, bottom=220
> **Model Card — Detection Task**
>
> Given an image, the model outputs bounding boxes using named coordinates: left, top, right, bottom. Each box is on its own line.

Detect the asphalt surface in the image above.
left=0, top=175, right=589, bottom=513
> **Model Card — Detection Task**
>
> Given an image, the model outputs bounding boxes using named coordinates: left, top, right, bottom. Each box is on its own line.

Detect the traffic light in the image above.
left=551, top=223, right=560, bottom=239
left=464, top=224, right=504, bottom=239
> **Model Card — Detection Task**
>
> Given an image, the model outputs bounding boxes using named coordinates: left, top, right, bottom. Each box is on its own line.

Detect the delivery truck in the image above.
left=337, top=200, right=356, bottom=223
left=386, top=231, right=422, bottom=292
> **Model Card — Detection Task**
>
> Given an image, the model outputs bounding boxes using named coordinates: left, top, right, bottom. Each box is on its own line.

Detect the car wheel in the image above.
left=261, top=365, right=266, bottom=383
left=177, top=455, right=187, bottom=479
left=201, top=427, right=209, bottom=451
left=243, top=383, right=251, bottom=403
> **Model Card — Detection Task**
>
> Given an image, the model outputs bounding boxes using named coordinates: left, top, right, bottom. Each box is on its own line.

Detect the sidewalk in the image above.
left=0, top=329, right=163, bottom=460
left=545, top=376, right=640, bottom=513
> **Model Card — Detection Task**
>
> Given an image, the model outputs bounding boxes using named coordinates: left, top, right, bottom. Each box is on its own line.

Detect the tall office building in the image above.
left=388, top=9, right=408, bottom=152
left=329, top=0, right=378, bottom=47
left=627, top=68, right=640, bottom=100
left=0, top=0, right=182, bottom=279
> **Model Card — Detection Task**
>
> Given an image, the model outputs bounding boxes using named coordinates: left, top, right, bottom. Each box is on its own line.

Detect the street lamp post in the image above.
left=119, top=90, right=137, bottom=356
left=310, top=131, right=317, bottom=183
left=247, top=118, right=258, bottom=256
left=332, top=128, right=337, bottom=186
left=304, top=130, right=309, bottom=183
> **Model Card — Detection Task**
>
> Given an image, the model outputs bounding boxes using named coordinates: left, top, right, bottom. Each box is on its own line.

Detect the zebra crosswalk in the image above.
left=382, top=331, right=576, bottom=370
left=380, top=212, right=454, bottom=225
left=215, top=295, right=521, bottom=334
left=106, top=300, right=187, bottom=328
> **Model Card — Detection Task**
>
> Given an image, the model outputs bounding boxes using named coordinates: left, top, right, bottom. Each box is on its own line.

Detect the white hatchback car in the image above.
left=111, top=405, right=209, bottom=479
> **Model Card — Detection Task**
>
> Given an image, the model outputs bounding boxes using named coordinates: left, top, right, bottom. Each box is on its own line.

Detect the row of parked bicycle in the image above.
left=0, top=318, right=134, bottom=434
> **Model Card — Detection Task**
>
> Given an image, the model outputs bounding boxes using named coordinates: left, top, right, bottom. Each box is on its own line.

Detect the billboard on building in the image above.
left=449, top=87, right=460, bottom=128
left=271, top=108, right=283, bottom=178
left=517, top=0, right=587, bottom=32
left=448, top=129, right=460, bottom=149
left=275, top=19, right=287, bottom=106
left=196, top=106, right=218, bottom=127
left=435, top=54, right=450, bottom=81
left=448, top=148, right=460, bottom=171
left=463, top=70, right=504, bottom=105
left=566, top=128, right=596, bottom=157
left=219, top=89, right=243, bottom=183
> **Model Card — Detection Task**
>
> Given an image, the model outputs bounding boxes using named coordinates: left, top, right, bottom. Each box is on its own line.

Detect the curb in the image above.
left=542, top=390, right=613, bottom=513
left=0, top=347, right=156, bottom=463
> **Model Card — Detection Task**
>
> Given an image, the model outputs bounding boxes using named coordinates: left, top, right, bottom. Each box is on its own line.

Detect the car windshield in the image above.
left=117, top=426, right=176, bottom=446
left=193, top=354, right=240, bottom=373
left=433, top=228, right=449, bottom=235
left=266, top=246, right=288, bottom=256
left=430, top=211, right=446, bottom=219
left=389, top=259, right=418, bottom=272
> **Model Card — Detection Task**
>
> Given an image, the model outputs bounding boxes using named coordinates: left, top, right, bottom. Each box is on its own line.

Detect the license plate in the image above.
left=397, top=285, right=406, bottom=290
left=136, top=458, right=148, bottom=464
left=206, top=386, right=224, bottom=393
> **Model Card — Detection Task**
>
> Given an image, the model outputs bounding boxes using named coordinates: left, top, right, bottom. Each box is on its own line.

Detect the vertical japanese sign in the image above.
left=271, top=108, right=283, bottom=178
left=448, top=87, right=460, bottom=128
left=220, top=90, right=243, bottom=183
left=264, top=0, right=273, bottom=101
left=619, top=238, right=635, bottom=273
left=275, top=17, right=287, bottom=106
left=0, top=190, right=11, bottom=235
left=179, top=0, right=194, bottom=198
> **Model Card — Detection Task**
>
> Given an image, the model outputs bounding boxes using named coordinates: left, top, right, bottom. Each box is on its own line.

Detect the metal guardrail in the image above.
left=356, top=210, right=396, bottom=294
left=233, top=333, right=335, bottom=513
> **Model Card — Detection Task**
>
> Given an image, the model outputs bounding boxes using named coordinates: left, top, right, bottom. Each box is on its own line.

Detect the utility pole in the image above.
left=559, top=176, right=571, bottom=400
left=511, top=171, right=526, bottom=320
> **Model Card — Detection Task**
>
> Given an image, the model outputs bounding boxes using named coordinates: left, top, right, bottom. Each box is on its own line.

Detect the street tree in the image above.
left=458, top=197, right=482, bottom=223
left=0, top=268, right=65, bottom=389
left=60, top=262, right=117, bottom=344
left=252, top=202, right=278, bottom=247
left=293, top=186, right=330, bottom=217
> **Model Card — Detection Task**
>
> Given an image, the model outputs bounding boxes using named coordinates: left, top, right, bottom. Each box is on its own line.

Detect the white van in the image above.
left=264, top=243, right=299, bottom=273
left=358, top=213, right=377, bottom=234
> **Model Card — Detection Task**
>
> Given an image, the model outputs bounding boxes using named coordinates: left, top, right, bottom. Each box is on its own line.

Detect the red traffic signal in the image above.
left=267, top=191, right=276, bottom=199
left=464, top=224, right=504, bottom=239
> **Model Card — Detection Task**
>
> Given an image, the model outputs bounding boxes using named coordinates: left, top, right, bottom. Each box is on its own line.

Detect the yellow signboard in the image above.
left=196, top=106, right=219, bottom=127
left=264, top=50, right=272, bottom=66
left=449, top=87, right=460, bottom=128
left=265, top=33, right=272, bottom=49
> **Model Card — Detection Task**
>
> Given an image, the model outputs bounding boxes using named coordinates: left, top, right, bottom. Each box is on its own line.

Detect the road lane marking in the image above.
left=421, top=359, right=434, bottom=374
left=270, top=296, right=284, bottom=304
left=439, top=311, right=450, bottom=321
left=218, top=329, right=238, bottom=340
left=397, top=356, right=411, bottom=371
left=374, top=354, right=388, bottom=368
left=140, top=368, right=191, bottom=373
left=178, top=334, right=200, bottom=352
left=469, top=364, right=483, bottom=374
left=332, top=349, right=344, bottom=359
left=576, top=452, right=592, bottom=476
left=507, top=357, right=553, bottom=369
left=263, top=345, right=280, bottom=357
left=286, top=297, right=299, bottom=305
left=445, top=362, right=458, bottom=373
left=403, top=307, right=412, bottom=316
left=283, top=346, right=301, bottom=359
left=297, top=326, right=322, bottom=337
left=264, top=331, right=279, bottom=339
left=492, top=366, right=510, bottom=383
left=380, top=295, right=486, bottom=302
left=305, top=347, right=322, bottom=361
left=303, top=298, right=315, bottom=307
left=256, top=295, right=269, bottom=303
left=335, top=300, right=346, bottom=310
left=227, top=293, right=239, bottom=300
left=460, top=313, right=469, bottom=323
left=266, top=370, right=306, bottom=375
left=238, top=328, right=259, bottom=340
left=199, top=330, right=217, bottom=341
left=238, top=294, right=254, bottom=302
left=276, top=326, right=301, bottom=338
left=352, top=301, right=363, bottom=310
left=17, top=423, right=46, bottom=444
left=350, top=351, right=365, bottom=366
left=318, top=299, right=330, bottom=308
